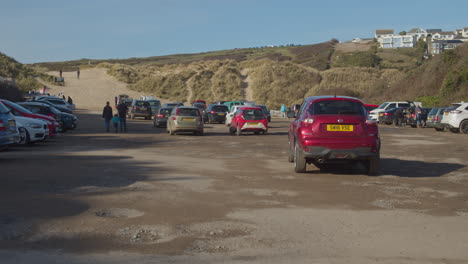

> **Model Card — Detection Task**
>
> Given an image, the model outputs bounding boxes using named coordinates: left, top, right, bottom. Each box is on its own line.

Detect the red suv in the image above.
left=229, top=107, right=268, bottom=135
left=288, top=96, right=380, bottom=175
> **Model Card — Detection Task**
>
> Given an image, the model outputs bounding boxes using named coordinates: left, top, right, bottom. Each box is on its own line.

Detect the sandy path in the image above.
left=42, top=68, right=160, bottom=111
left=240, top=69, right=254, bottom=102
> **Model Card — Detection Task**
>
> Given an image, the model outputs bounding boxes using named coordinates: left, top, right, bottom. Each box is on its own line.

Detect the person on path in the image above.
left=415, top=105, right=423, bottom=128
left=62, top=95, right=66, bottom=100
left=394, top=107, right=404, bottom=127
left=116, top=102, right=128, bottom=132
left=59, top=69, right=62, bottom=78
left=102, top=102, right=113, bottom=132
left=77, top=68, right=80, bottom=79
left=112, top=114, right=120, bottom=133
left=67, top=96, right=73, bottom=105
left=280, top=104, right=287, bottom=119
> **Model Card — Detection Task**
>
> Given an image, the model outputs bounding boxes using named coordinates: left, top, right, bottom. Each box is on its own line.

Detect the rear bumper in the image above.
left=302, top=146, right=377, bottom=160
left=208, top=115, right=226, bottom=122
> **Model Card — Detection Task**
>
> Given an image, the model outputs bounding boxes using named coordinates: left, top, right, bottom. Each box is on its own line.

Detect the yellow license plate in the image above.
left=248, top=122, right=259, bottom=126
left=444, top=112, right=448, bottom=115
left=428, top=117, right=433, bottom=120
left=140, top=108, right=146, bottom=110
left=379, top=113, right=383, bottom=116
left=182, top=118, right=195, bottom=121
left=327, top=124, right=353, bottom=131
left=218, top=113, right=225, bottom=115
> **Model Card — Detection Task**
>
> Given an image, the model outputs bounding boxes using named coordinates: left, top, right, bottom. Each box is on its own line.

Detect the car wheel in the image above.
left=264, top=129, right=268, bottom=135
left=17, top=127, right=27, bottom=145
left=460, top=120, right=468, bottom=134
left=287, top=139, right=294, bottom=163
left=449, top=128, right=460, bottom=133
left=294, top=143, right=306, bottom=173
left=434, top=127, right=444, bottom=132
left=367, top=152, right=380, bottom=176
left=229, top=126, right=235, bottom=135
left=236, top=126, right=241, bottom=136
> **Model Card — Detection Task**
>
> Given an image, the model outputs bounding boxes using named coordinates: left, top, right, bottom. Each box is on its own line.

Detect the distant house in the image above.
left=407, top=28, right=428, bottom=40
left=375, top=29, right=394, bottom=39
left=427, top=29, right=442, bottom=35
left=430, top=40, right=464, bottom=55
left=378, top=35, right=417, bottom=48
left=463, top=28, right=468, bottom=38
left=432, top=31, right=456, bottom=40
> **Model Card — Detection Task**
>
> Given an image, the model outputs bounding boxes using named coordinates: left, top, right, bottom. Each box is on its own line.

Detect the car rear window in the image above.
left=178, top=108, right=199, bottom=116
left=309, top=100, right=366, bottom=116
left=135, top=101, right=148, bottom=107
left=376, top=103, right=388, bottom=109
left=159, top=108, right=171, bottom=114
left=242, top=109, right=264, bottom=120
left=212, top=106, right=228, bottom=112
left=428, top=108, right=439, bottom=115
left=148, top=100, right=161, bottom=107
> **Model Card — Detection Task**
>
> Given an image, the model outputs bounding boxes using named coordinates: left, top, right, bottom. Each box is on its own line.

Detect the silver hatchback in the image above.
left=167, top=107, right=204, bottom=136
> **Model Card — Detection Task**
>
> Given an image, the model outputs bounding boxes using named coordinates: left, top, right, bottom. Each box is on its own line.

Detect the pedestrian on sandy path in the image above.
left=77, top=68, right=80, bottom=79
left=116, top=102, right=128, bottom=132
left=280, top=104, right=287, bottom=119
left=102, top=101, right=113, bottom=132
left=59, top=69, right=62, bottom=78
left=67, top=96, right=73, bottom=105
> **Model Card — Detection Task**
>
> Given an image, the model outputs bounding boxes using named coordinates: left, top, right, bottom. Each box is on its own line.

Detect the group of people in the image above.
left=102, top=101, right=128, bottom=133
left=393, top=105, right=424, bottom=127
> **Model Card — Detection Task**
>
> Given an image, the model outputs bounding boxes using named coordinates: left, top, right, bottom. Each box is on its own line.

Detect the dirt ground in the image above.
left=1, top=111, right=468, bottom=263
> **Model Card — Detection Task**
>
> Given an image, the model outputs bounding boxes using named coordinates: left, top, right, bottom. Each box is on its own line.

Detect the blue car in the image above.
left=0, top=101, right=19, bottom=150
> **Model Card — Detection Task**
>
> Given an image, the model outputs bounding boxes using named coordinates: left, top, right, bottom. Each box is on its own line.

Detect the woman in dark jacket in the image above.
left=102, top=101, right=113, bottom=132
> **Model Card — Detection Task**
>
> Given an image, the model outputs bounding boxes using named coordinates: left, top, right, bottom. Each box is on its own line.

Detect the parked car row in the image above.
left=0, top=97, right=79, bottom=149
left=375, top=101, right=468, bottom=134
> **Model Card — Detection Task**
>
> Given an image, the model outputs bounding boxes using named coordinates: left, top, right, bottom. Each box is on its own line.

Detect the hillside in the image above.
left=0, top=52, right=54, bottom=101
left=25, top=40, right=468, bottom=109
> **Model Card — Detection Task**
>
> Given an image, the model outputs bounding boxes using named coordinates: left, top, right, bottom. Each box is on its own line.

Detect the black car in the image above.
left=18, top=102, right=78, bottom=131
left=203, top=104, right=228, bottom=124
left=257, top=105, right=271, bottom=122
left=378, top=107, right=400, bottom=125
left=153, top=107, right=172, bottom=127
left=130, top=100, right=152, bottom=120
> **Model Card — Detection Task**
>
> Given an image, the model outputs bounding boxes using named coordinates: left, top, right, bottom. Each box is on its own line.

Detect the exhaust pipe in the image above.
left=317, top=159, right=324, bottom=164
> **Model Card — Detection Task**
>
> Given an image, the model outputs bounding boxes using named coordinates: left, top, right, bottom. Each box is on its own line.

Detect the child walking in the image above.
left=112, top=114, right=120, bottom=133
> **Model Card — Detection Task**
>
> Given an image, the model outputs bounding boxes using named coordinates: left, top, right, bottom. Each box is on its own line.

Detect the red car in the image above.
left=288, top=96, right=380, bottom=175
left=229, top=107, right=268, bottom=135
left=364, top=104, right=379, bottom=113
left=0, top=99, right=59, bottom=137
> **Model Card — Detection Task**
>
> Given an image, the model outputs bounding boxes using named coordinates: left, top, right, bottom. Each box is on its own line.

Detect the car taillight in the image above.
left=157, top=114, right=164, bottom=118
left=383, top=113, right=391, bottom=116
left=0, top=120, right=5, bottom=131
left=411, top=113, right=415, bottom=117
left=434, top=116, right=439, bottom=121
left=365, top=119, right=378, bottom=126
left=211, top=111, right=216, bottom=114
left=172, top=116, right=177, bottom=120
left=133, top=106, right=137, bottom=110
left=450, top=110, right=462, bottom=114
left=301, top=118, right=314, bottom=125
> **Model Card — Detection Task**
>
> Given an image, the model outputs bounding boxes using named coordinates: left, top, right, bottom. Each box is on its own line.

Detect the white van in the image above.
left=369, top=101, right=421, bottom=121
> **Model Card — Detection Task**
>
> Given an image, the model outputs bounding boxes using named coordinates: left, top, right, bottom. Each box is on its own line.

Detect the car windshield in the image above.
left=376, top=103, right=388, bottom=109
left=148, top=100, right=161, bottom=107
left=0, top=102, right=9, bottom=113
left=309, top=100, right=366, bottom=115
left=242, top=109, right=264, bottom=120
left=212, top=106, right=228, bottom=112
left=178, top=108, right=199, bottom=116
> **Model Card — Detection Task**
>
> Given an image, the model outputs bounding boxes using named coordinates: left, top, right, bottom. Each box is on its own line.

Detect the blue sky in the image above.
left=1, top=0, right=467, bottom=63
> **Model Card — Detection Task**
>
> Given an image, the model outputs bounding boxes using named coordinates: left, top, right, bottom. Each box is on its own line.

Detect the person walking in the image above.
left=77, top=68, right=80, bottom=79
left=112, top=114, right=120, bottom=133
left=415, top=105, right=423, bottom=128
left=59, top=69, right=62, bottom=78
left=67, top=96, right=73, bottom=105
left=102, top=101, right=113, bottom=132
left=116, top=101, right=128, bottom=132
left=394, top=107, right=404, bottom=127
left=280, top=104, right=287, bottom=119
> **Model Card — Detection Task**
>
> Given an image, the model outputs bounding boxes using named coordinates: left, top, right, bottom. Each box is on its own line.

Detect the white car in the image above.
left=441, top=102, right=468, bottom=134
left=14, top=116, right=49, bottom=144
left=369, top=101, right=415, bottom=121
left=225, top=105, right=243, bottom=126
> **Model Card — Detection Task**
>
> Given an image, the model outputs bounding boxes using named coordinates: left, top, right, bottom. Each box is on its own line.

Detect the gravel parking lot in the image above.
left=1, top=110, right=467, bottom=263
